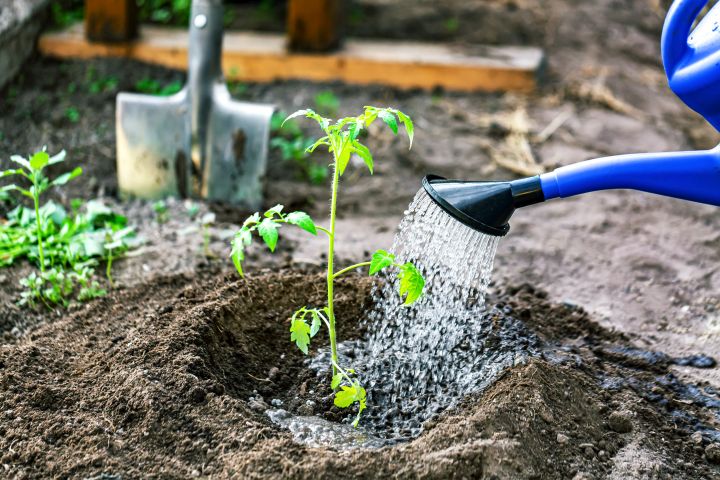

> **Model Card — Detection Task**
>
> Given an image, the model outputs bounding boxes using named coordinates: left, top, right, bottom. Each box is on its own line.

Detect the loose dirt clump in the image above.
left=0, top=272, right=717, bottom=479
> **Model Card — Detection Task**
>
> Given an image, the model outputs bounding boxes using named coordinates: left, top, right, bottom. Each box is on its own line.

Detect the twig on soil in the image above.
left=534, top=108, right=574, bottom=144
left=565, top=68, right=644, bottom=119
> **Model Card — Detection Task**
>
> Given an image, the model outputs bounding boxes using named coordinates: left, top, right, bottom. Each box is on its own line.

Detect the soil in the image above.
left=1, top=0, right=720, bottom=478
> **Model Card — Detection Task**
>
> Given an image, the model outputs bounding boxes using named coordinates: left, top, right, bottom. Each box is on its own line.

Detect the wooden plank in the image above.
left=85, top=0, right=138, bottom=43
left=287, top=0, right=342, bottom=52
left=38, top=24, right=544, bottom=93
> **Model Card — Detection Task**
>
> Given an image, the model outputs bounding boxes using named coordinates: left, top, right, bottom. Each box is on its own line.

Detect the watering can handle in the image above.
left=661, top=0, right=708, bottom=76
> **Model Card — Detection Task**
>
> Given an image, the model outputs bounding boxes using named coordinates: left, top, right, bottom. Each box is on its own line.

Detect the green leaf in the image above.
left=310, top=310, right=321, bottom=337
left=378, top=110, right=398, bottom=135
left=331, top=374, right=342, bottom=390
left=369, top=249, right=395, bottom=275
left=399, top=262, right=425, bottom=305
left=243, top=212, right=261, bottom=227
left=282, top=109, right=310, bottom=126
left=349, top=120, right=363, bottom=140
left=230, top=235, right=246, bottom=276
left=257, top=218, right=279, bottom=252
left=336, top=143, right=352, bottom=176
left=334, top=385, right=359, bottom=408
left=353, top=141, right=373, bottom=174
left=306, top=136, right=330, bottom=154
left=10, top=155, right=30, bottom=169
left=30, top=151, right=50, bottom=170
left=396, top=111, right=414, bottom=148
left=264, top=204, right=283, bottom=218
left=286, top=211, right=317, bottom=235
left=290, top=317, right=311, bottom=355
left=51, top=167, right=82, bottom=187
left=238, top=227, right=253, bottom=246
left=47, top=150, right=67, bottom=165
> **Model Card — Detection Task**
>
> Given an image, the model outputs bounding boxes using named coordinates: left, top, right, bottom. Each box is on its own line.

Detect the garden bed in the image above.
left=0, top=273, right=717, bottom=478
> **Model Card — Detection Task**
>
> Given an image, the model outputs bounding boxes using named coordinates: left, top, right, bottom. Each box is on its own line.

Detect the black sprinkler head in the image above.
left=422, top=174, right=545, bottom=236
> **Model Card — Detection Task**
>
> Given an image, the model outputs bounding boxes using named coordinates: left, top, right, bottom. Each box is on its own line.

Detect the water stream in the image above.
left=268, top=189, right=538, bottom=447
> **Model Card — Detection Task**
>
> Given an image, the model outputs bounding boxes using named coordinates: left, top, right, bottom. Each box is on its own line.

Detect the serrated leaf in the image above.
left=258, top=218, right=279, bottom=251
left=353, top=141, right=373, bottom=174
left=310, top=311, right=321, bottom=337
left=399, top=262, right=425, bottom=305
left=334, top=385, right=358, bottom=408
left=378, top=110, right=398, bottom=135
left=286, top=211, right=317, bottom=235
left=243, top=212, right=261, bottom=227
left=336, top=143, right=352, bottom=176
left=369, top=249, right=395, bottom=275
left=331, top=374, right=342, bottom=390
left=30, top=151, right=50, bottom=170
left=396, top=111, right=414, bottom=148
left=349, top=120, right=363, bottom=140
left=290, top=317, right=311, bottom=355
left=51, top=167, right=82, bottom=186
left=238, top=227, right=253, bottom=246
left=264, top=204, right=283, bottom=218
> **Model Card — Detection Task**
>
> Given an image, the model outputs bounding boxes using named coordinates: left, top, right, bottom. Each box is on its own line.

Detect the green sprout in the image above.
left=152, top=200, right=169, bottom=224
left=231, top=106, right=424, bottom=426
left=314, top=90, right=340, bottom=117
left=0, top=150, right=81, bottom=272
left=1, top=151, right=137, bottom=307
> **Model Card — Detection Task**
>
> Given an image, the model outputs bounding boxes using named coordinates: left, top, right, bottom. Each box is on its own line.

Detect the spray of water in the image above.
left=357, top=190, right=536, bottom=438
left=270, top=189, right=537, bottom=446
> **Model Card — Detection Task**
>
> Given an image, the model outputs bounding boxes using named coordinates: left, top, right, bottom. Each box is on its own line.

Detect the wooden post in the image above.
left=85, top=0, right=138, bottom=43
left=287, top=0, right=342, bottom=52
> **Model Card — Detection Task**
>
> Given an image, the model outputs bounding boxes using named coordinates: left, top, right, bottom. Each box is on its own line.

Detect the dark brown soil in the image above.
left=0, top=272, right=717, bottom=479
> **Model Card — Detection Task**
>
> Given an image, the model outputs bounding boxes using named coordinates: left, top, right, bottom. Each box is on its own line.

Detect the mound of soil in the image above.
left=1, top=272, right=717, bottom=479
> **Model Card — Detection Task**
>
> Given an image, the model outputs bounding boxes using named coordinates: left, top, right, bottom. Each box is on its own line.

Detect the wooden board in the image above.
left=38, top=23, right=544, bottom=93
left=287, top=0, right=342, bottom=52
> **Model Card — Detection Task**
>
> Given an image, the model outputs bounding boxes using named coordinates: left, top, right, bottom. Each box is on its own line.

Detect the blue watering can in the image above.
left=423, top=0, right=720, bottom=236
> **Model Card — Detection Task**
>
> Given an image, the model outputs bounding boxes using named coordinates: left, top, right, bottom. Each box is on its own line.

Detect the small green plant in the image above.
left=231, top=106, right=423, bottom=426
left=65, top=107, right=80, bottom=123
left=270, top=136, right=328, bottom=184
left=314, top=91, right=340, bottom=117
left=0, top=150, right=81, bottom=272
left=1, top=151, right=137, bottom=307
left=270, top=111, right=329, bottom=184
left=153, top=200, right=169, bottom=223
left=134, top=78, right=183, bottom=96
left=138, top=0, right=191, bottom=25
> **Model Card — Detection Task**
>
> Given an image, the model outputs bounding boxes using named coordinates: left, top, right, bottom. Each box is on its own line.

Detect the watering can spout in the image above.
left=424, top=146, right=720, bottom=236
left=662, top=0, right=720, bottom=131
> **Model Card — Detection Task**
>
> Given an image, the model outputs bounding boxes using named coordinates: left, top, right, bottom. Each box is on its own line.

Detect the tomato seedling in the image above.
left=231, top=106, right=424, bottom=426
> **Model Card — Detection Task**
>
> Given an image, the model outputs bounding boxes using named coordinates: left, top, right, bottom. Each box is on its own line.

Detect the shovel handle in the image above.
left=188, top=0, right=225, bottom=190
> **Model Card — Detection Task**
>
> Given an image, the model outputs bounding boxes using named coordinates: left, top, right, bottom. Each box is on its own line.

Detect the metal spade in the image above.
left=116, top=0, right=273, bottom=207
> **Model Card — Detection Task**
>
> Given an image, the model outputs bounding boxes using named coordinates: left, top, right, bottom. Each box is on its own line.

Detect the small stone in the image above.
left=270, top=398, right=283, bottom=407
left=189, top=386, right=206, bottom=404
left=608, top=410, right=633, bottom=433
left=691, top=432, right=704, bottom=445
left=705, top=443, right=720, bottom=464
left=190, top=469, right=200, bottom=477
left=557, top=433, right=569, bottom=444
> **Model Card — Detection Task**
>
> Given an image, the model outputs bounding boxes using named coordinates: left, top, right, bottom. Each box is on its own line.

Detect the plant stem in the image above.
left=327, top=156, right=341, bottom=378
left=32, top=176, right=45, bottom=273
left=333, top=261, right=372, bottom=279
left=106, top=250, right=114, bottom=288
